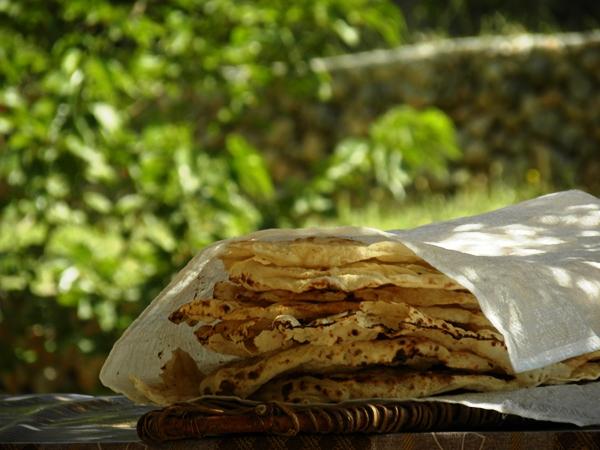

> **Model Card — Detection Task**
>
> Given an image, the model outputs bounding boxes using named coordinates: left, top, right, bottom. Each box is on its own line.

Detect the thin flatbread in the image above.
left=228, top=259, right=464, bottom=293
left=221, top=237, right=421, bottom=269
left=417, top=306, right=495, bottom=331
left=355, top=286, right=479, bottom=308
left=213, top=281, right=349, bottom=303
left=252, top=361, right=600, bottom=404
left=198, top=337, right=498, bottom=398
left=193, top=302, right=510, bottom=371
left=252, top=368, right=517, bottom=403
left=170, top=297, right=360, bottom=325
left=213, top=281, right=479, bottom=306
left=514, top=350, right=600, bottom=386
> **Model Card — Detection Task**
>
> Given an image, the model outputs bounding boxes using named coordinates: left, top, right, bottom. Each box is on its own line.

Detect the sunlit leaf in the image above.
left=116, top=194, right=145, bottom=213
left=1, top=87, right=24, bottom=108
left=369, top=105, right=461, bottom=176
left=46, top=174, right=70, bottom=198
left=333, top=19, right=360, bottom=46
left=83, top=191, right=112, bottom=213
left=31, top=263, right=62, bottom=297
left=226, top=134, right=274, bottom=201
left=61, top=48, right=82, bottom=75
left=141, top=214, right=176, bottom=252
left=58, top=266, right=80, bottom=292
left=0, top=275, right=28, bottom=291
left=91, top=102, right=121, bottom=133
left=0, top=117, right=13, bottom=134
left=65, top=134, right=117, bottom=182
left=0, top=210, right=48, bottom=251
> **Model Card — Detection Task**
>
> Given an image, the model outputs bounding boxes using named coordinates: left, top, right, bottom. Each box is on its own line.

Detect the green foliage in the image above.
left=408, top=0, right=600, bottom=38
left=306, top=182, right=545, bottom=231
left=0, top=0, right=586, bottom=395
left=0, top=0, right=407, bottom=392
left=369, top=106, right=460, bottom=178
left=296, top=105, right=460, bottom=217
left=227, top=134, right=275, bottom=202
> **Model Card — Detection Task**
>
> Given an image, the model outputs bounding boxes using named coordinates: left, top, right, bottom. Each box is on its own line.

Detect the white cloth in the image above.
left=100, top=190, right=600, bottom=424
left=390, top=190, right=600, bottom=373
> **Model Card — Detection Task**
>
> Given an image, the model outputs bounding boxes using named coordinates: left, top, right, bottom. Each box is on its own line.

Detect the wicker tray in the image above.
left=137, top=397, right=553, bottom=444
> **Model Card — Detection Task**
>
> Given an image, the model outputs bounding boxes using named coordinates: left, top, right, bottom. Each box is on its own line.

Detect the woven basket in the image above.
left=137, top=397, right=548, bottom=444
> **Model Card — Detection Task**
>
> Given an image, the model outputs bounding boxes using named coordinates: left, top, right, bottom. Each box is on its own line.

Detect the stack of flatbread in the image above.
left=168, top=236, right=600, bottom=404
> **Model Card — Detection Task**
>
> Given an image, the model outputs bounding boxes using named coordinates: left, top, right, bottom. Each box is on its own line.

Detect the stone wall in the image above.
left=249, top=32, right=600, bottom=193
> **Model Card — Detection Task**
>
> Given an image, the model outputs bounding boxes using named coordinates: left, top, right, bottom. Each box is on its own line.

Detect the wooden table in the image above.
left=1, top=394, right=599, bottom=449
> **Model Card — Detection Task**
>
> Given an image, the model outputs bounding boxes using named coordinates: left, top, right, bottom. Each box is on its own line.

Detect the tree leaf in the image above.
left=91, top=102, right=122, bottom=133
left=226, top=134, right=274, bottom=201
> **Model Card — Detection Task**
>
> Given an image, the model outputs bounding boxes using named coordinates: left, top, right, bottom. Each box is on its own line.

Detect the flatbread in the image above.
left=195, top=318, right=272, bottom=345
left=221, top=237, right=421, bottom=269
left=228, top=259, right=464, bottom=293
left=170, top=297, right=360, bottom=325
left=213, top=281, right=349, bottom=303
left=252, top=361, right=600, bottom=404
left=515, top=350, right=600, bottom=386
left=213, top=281, right=479, bottom=306
left=198, top=337, right=498, bottom=398
left=137, top=348, right=600, bottom=404
left=252, top=368, right=517, bottom=403
left=355, top=286, right=479, bottom=308
left=193, top=302, right=510, bottom=371
left=359, top=301, right=505, bottom=356
left=417, top=306, right=495, bottom=331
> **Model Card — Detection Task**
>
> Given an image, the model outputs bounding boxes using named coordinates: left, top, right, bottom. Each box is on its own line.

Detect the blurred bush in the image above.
left=309, top=32, right=600, bottom=195
left=3, top=0, right=591, bottom=395
left=294, top=106, right=460, bottom=218
left=0, top=0, right=459, bottom=393
left=401, top=0, right=600, bottom=38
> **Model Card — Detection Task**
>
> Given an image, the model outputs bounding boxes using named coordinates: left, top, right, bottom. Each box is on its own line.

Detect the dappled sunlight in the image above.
left=576, top=279, right=600, bottom=298
left=393, top=191, right=600, bottom=372
left=568, top=203, right=598, bottom=211
left=452, top=223, right=485, bottom=232
left=430, top=226, right=567, bottom=257
left=549, top=267, right=572, bottom=288
left=394, top=191, right=600, bottom=261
